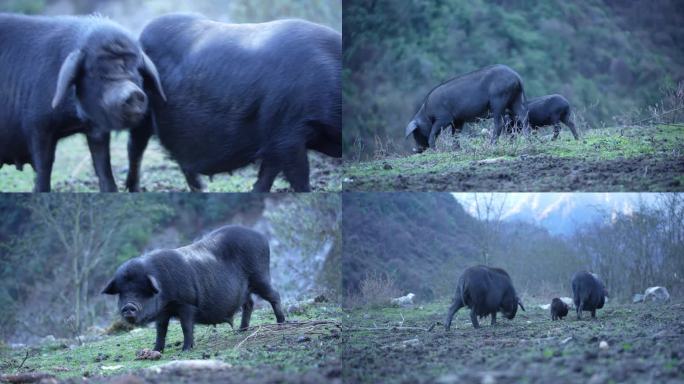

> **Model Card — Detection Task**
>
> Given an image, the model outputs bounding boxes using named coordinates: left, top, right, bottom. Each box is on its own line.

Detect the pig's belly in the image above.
left=194, top=300, right=243, bottom=325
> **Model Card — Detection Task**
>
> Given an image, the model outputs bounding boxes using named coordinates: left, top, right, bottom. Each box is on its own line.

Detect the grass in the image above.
left=343, top=124, right=684, bottom=191
left=0, top=133, right=342, bottom=192
left=1, top=303, right=341, bottom=381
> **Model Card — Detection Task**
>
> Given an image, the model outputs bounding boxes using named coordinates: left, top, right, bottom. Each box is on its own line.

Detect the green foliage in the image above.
left=344, top=0, right=684, bottom=157
left=0, top=0, right=46, bottom=13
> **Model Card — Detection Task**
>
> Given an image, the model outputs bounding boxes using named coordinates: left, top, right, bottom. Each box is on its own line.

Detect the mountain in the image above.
left=497, top=193, right=647, bottom=236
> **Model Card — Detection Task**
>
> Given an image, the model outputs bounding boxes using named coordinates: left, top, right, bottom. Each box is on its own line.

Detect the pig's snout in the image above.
left=121, top=303, right=140, bottom=323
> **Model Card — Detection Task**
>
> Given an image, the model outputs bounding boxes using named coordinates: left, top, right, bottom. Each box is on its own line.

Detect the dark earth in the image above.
left=345, top=154, right=684, bottom=192
left=341, top=302, right=684, bottom=383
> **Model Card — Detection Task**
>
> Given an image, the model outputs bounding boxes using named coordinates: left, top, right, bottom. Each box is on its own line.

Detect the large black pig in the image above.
left=445, top=265, right=525, bottom=330
left=0, top=13, right=165, bottom=191
left=102, top=225, right=285, bottom=351
left=126, top=14, right=341, bottom=192
left=571, top=271, right=608, bottom=319
left=405, top=64, right=529, bottom=152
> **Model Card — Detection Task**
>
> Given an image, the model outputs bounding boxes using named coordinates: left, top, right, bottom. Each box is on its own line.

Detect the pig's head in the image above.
left=405, top=103, right=431, bottom=153
left=51, top=23, right=166, bottom=133
left=501, top=296, right=525, bottom=320
left=102, top=260, right=162, bottom=325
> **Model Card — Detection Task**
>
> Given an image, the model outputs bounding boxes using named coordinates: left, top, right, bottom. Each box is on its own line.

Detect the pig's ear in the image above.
left=52, top=49, right=84, bottom=109
left=517, top=298, right=525, bottom=311
left=147, top=275, right=161, bottom=295
left=102, top=278, right=118, bottom=295
left=405, top=120, right=419, bottom=138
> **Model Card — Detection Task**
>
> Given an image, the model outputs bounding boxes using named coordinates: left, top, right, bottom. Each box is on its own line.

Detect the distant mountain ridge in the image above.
left=497, top=193, right=647, bottom=236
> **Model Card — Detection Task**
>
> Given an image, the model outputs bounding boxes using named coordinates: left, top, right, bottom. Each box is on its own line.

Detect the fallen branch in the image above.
left=234, top=326, right=260, bottom=350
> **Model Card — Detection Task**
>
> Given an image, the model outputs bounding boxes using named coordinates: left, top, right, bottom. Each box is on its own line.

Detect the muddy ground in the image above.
left=342, top=302, right=684, bottom=383
left=345, top=154, right=684, bottom=192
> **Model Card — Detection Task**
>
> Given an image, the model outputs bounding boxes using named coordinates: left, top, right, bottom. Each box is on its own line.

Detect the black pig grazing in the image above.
left=0, top=13, right=165, bottom=191
left=445, top=265, right=525, bottom=330
left=405, top=64, right=529, bottom=152
left=550, top=298, right=569, bottom=320
left=126, top=14, right=341, bottom=192
left=102, top=226, right=285, bottom=351
left=506, top=94, right=579, bottom=140
left=571, top=271, right=608, bottom=319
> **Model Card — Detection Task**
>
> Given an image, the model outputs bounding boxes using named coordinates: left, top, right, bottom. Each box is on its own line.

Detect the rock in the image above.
left=539, top=304, right=551, bottom=310
left=147, top=360, right=232, bottom=374
left=561, top=337, right=573, bottom=345
left=0, top=372, right=56, bottom=383
left=632, top=293, right=645, bottom=303
left=560, top=297, right=574, bottom=307
left=481, top=373, right=496, bottom=384
left=135, top=348, right=162, bottom=360
left=644, top=286, right=670, bottom=302
left=297, top=335, right=311, bottom=343
left=101, top=365, right=124, bottom=371
left=382, top=162, right=392, bottom=170
left=599, top=340, right=609, bottom=349
left=391, top=293, right=415, bottom=307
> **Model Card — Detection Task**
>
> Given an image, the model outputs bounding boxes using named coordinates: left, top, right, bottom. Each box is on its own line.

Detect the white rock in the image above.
left=539, top=304, right=551, bottom=310
left=644, top=286, right=670, bottom=302
left=101, top=365, right=123, bottom=371
left=599, top=340, right=609, bottom=349
left=632, top=293, right=645, bottom=303
left=560, top=297, right=574, bottom=307
left=148, top=360, right=232, bottom=374
left=391, top=293, right=415, bottom=306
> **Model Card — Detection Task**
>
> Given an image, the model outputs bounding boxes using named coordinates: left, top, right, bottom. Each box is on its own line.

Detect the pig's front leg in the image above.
left=154, top=313, right=170, bottom=352
left=178, top=306, right=196, bottom=351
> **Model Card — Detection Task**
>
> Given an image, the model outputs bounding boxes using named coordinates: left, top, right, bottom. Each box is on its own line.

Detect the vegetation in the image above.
left=343, top=124, right=684, bottom=191
left=343, top=0, right=684, bottom=158
left=1, top=304, right=341, bottom=382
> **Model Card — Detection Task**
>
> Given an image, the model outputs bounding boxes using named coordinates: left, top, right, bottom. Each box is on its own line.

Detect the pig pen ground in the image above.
left=343, top=124, right=684, bottom=192
left=0, top=134, right=342, bottom=192
left=0, top=303, right=341, bottom=383
left=341, top=301, right=684, bottom=383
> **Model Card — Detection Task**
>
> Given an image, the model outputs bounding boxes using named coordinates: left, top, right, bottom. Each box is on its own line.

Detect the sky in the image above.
left=452, top=193, right=664, bottom=235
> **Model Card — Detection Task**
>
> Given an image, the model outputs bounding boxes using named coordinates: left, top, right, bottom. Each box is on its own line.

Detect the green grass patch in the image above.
left=0, top=133, right=341, bottom=192
left=1, top=304, right=341, bottom=380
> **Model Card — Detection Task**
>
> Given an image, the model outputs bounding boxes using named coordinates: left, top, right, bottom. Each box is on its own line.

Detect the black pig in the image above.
left=445, top=265, right=525, bottom=330
left=0, top=13, right=164, bottom=191
left=126, top=14, right=341, bottom=192
left=571, top=271, right=608, bottom=319
left=550, top=298, right=569, bottom=320
left=102, top=225, right=285, bottom=351
left=405, top=64, right=529, bottom=152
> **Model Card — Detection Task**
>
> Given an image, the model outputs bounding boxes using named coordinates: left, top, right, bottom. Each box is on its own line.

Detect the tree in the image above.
left=22, top=195, right=170, bottom=335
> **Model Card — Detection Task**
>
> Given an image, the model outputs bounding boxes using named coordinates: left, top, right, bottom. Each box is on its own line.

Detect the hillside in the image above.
left=343, top=0, right=684, bottom=157
left=341, top=193, right=480, bottom=298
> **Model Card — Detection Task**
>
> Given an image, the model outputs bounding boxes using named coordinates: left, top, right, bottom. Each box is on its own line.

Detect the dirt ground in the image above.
left=341, top=302, right=684, bottom=383
left=345, top=154, right=684, bottom=192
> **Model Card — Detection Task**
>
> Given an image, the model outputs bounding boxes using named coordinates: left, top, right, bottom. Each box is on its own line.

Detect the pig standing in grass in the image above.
left=445, top=265, right=525, bottom=330
left=571, top=271, right=608, bottom=319
left=102, top=225, right=285, bottom=351
left=550, top=298, right=569, bottom=320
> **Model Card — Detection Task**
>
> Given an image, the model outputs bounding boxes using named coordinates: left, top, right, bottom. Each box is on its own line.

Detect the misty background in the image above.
left=0, top=194, right=340, bottom=344
left=0, top=0, right=342, bottom=33
left=342, top=192, right=683, bottom=307
left=343, top=0, right=684, bottom=158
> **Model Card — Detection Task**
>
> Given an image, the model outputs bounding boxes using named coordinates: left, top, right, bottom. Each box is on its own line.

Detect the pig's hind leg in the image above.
left=239, top=295, right=254, bottom=330
left=252, top=279, right=286, bottom=323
